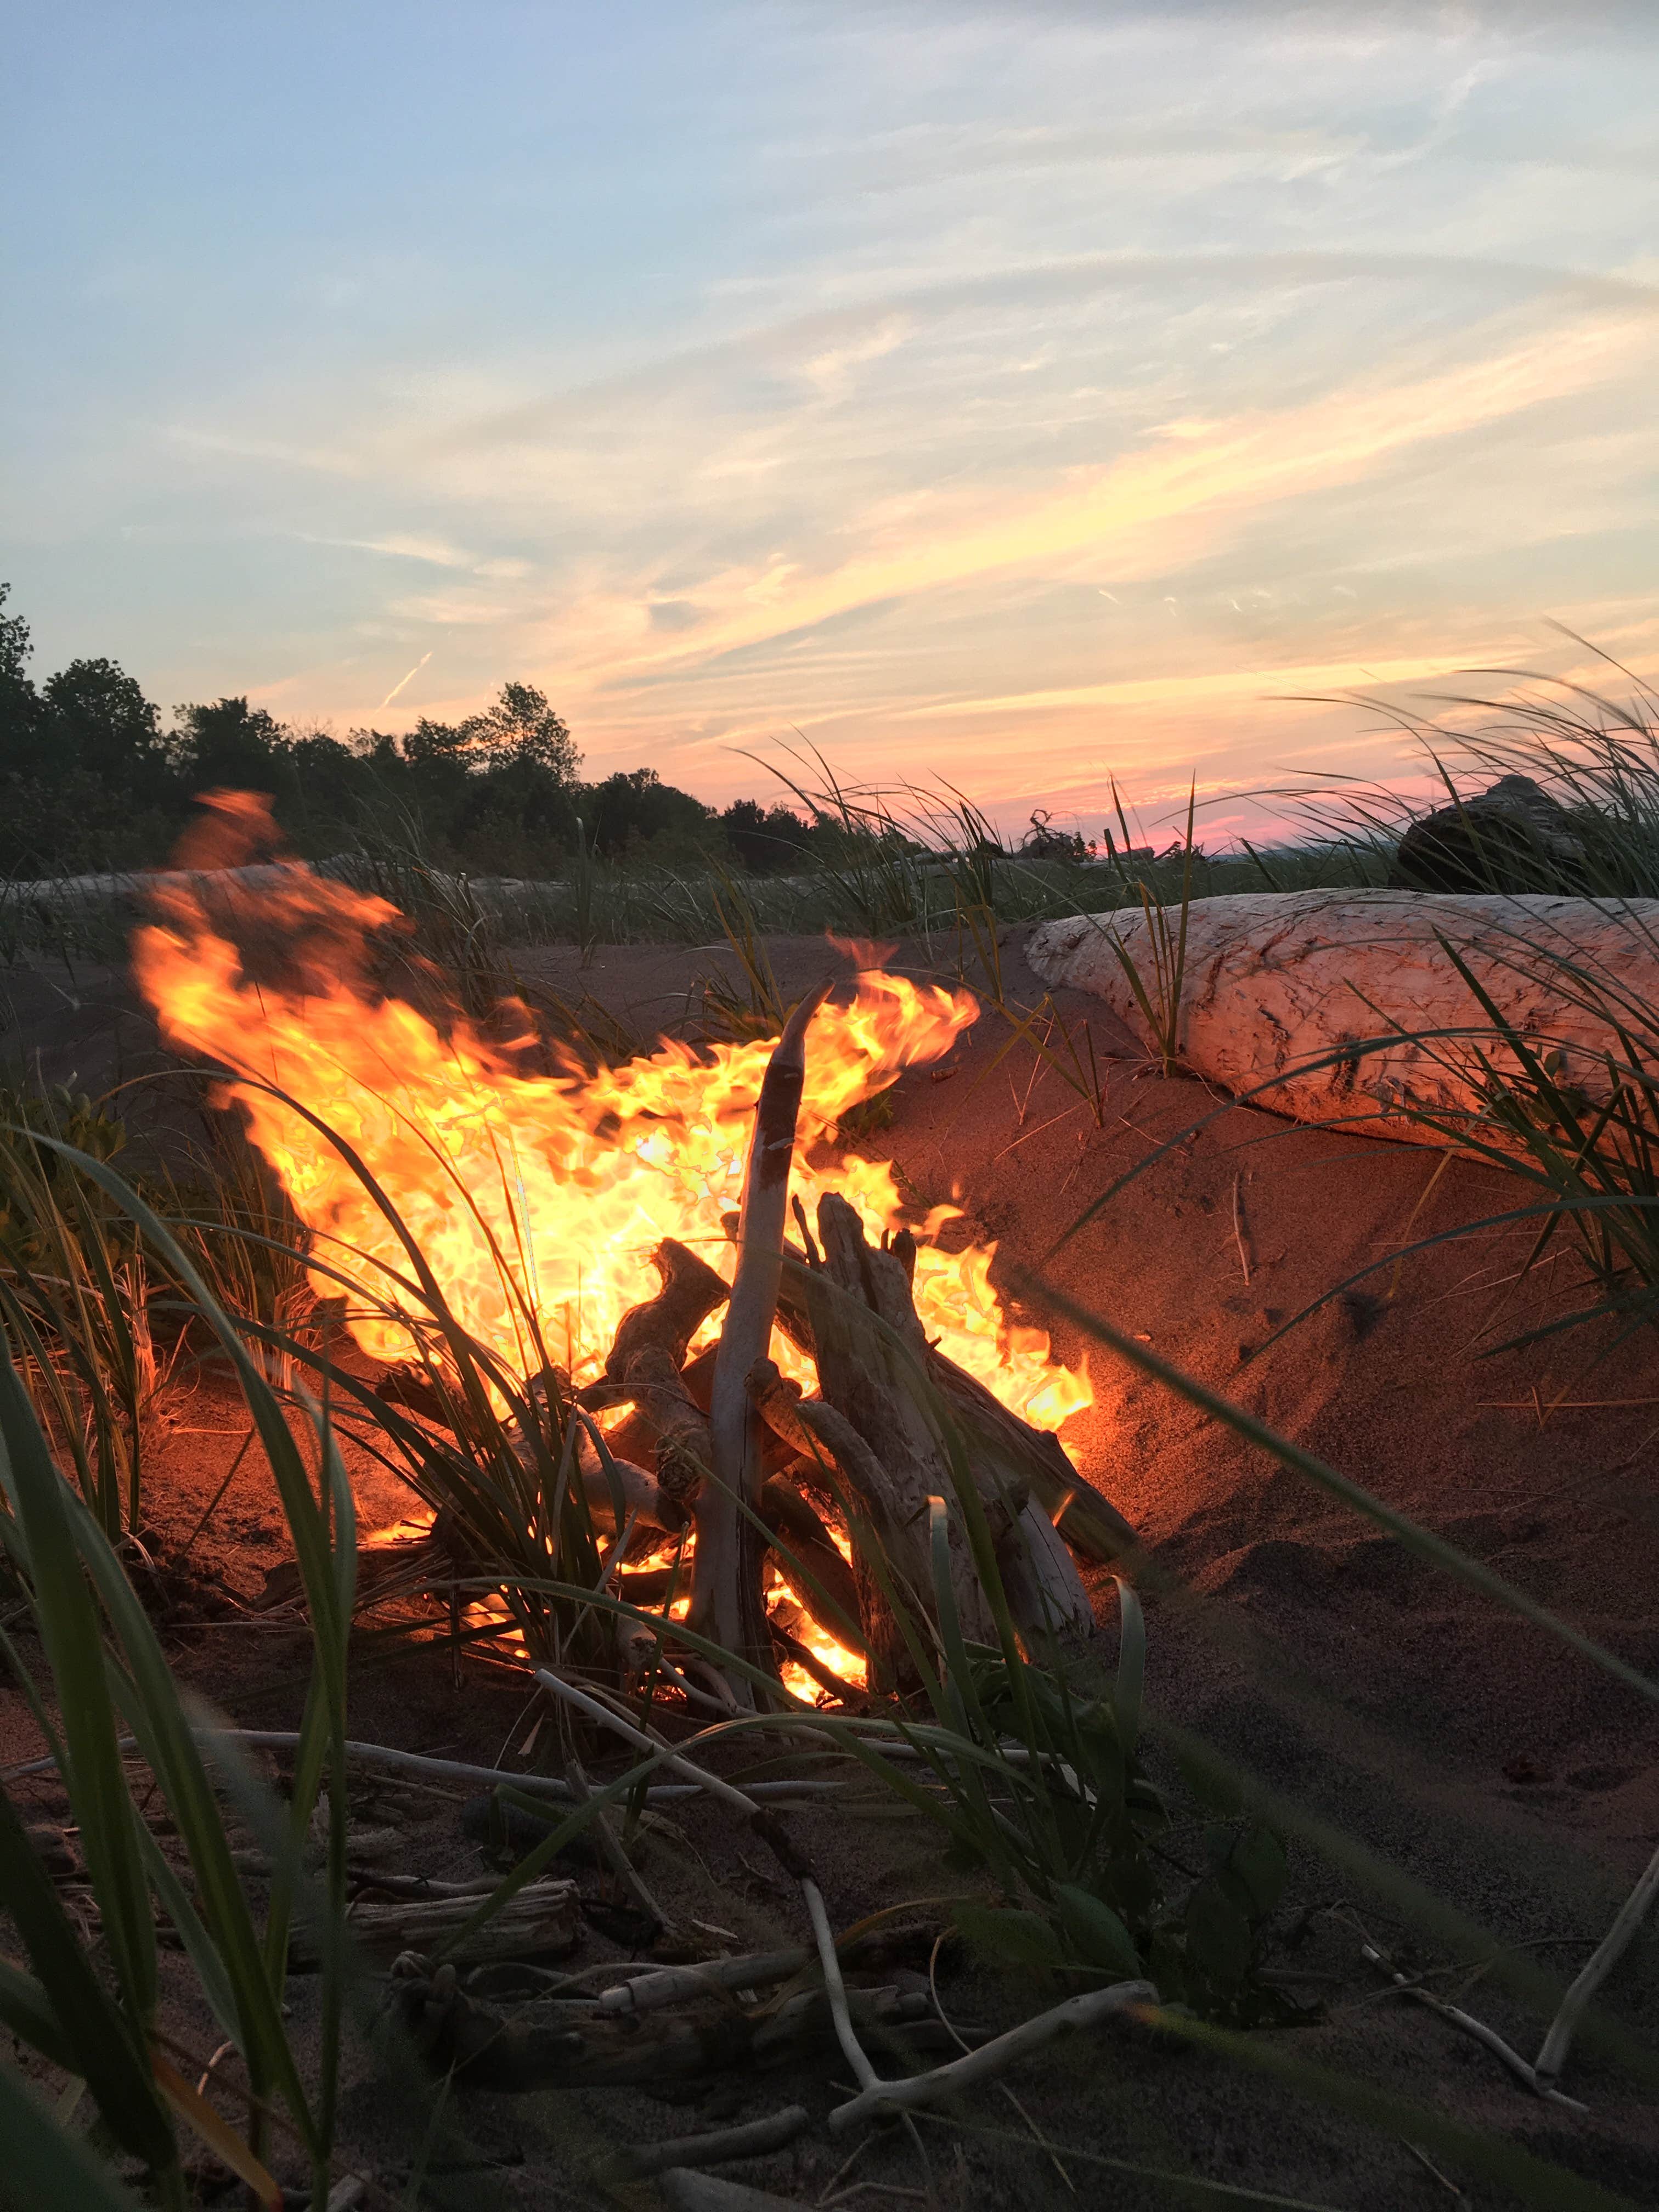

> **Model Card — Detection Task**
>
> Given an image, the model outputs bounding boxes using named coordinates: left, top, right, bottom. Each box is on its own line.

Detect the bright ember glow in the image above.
left=131, top=826, right=1090, bottom=1440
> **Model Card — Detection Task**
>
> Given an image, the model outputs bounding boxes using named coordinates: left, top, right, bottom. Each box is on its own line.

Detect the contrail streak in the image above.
left=378, top=651, right=432, bottom=709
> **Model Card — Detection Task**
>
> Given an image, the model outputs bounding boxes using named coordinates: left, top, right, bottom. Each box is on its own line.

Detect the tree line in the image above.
left=0, top=583, right=823, bottom=878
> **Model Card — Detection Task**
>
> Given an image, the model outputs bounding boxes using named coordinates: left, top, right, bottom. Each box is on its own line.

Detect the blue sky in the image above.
left=5, top=2, right=1658, bottom=842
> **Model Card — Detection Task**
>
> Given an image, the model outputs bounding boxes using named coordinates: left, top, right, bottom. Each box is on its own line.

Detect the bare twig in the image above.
left=1359, top=1942, right=1588, bottom=2112
left=1535, top=1838, right=1659, bottom=2086
left=598, top=1949, right=810, bottom=2016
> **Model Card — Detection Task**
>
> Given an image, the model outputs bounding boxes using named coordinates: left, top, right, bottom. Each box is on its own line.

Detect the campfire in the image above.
left=132, top=797, right=1120, bottom=1704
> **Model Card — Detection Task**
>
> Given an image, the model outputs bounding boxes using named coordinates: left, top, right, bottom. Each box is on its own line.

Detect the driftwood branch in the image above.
left=693, top=985, right=830, bottom=1690
left=1536, top=1839, right=1659, bottom=2087
left=827, top=1977, right=1156, bottom=2132
left=296, top=1877, right=577, bottom=1966
left=810, top=1194, right=1001, bottom=1648
left=597, top=2103, right=809, bottom=2184
left=771, top=1194, right=1110, bottom=1650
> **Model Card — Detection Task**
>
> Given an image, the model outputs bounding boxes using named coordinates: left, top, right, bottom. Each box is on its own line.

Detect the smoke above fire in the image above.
left=131, top=795, right=1090, bottom=1434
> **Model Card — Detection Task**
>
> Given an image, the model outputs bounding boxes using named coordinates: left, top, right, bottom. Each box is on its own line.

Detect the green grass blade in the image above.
left=0, top=2058, right=150, bottom=2212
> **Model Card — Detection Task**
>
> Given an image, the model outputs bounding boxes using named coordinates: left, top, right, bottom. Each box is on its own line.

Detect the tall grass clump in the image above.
left=0, top=1142, right=360, bottom=2207
left=0, top=1089, right=163, bottom=1539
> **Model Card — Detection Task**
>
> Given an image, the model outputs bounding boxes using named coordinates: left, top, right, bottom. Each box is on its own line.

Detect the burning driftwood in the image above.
left=582, top=991, right=1133, bottom=1696
left=748, top=1194, right=1099, bottom=1668
left=299, top=979, right=1128, bottom=1703
left=576, top=1238, right=728, bottom=1520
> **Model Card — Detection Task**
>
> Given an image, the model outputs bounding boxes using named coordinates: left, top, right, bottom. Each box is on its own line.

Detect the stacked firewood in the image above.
left=568, top=988, right=1135, bottom=1705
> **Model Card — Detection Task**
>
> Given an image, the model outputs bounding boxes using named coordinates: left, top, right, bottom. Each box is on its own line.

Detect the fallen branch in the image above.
left=597, top=2103, right=809, bottom=2183
left=1359, top=1940, right=1588, bottom=2113
left=1534, top=1838, right=1659, bottom=2087
left=827, top=1978, right=1156, bottom=2132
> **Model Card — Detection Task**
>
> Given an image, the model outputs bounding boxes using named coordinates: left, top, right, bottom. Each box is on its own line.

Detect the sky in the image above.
left=5, top=1, right=1659, bottom=846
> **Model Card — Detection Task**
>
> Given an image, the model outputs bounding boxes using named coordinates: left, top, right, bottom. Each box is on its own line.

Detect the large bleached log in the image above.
left=1028, top=888, right=1659, bottom=1149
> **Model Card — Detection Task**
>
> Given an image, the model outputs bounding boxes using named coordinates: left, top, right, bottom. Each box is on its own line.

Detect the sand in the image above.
left=1, top=923, right=1656, bottom=2207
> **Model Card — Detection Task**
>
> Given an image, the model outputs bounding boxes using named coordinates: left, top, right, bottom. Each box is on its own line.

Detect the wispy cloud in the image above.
left=8, top=4, right=1659, bottom=833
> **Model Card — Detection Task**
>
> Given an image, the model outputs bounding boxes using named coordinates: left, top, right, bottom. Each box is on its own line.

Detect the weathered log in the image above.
left=1028, top=888, right=1659, bottom=1153
left=386, top=1963, right=940, bottom=2090
left=297, top=1877, right=577, bottom=1965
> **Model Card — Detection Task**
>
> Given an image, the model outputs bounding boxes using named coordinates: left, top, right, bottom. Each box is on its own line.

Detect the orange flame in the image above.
left=131, top=804, right=1090, bottom=1438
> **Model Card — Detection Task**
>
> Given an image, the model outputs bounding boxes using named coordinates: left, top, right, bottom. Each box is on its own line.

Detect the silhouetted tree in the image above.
left=587, top=767, right=713, bottom=859
left=719, top=797, right=815, bottom=872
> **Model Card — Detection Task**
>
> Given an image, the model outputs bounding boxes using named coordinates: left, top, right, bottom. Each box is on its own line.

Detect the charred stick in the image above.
left=769, top=1622, right=863, bottom=1708
left=578, top=1240, right=727, bottom=1513
left=602, top=1238, right=730, bottom=1377
left=760, top=1471, right=862, bottom=1638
